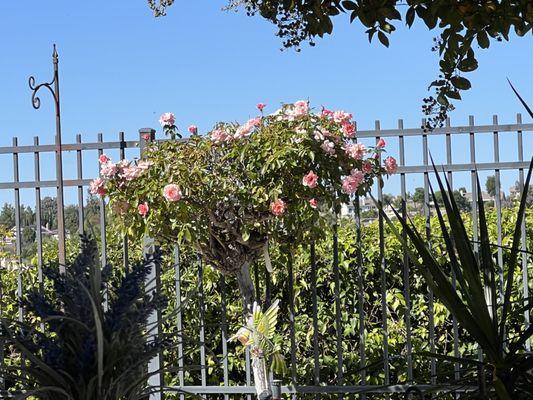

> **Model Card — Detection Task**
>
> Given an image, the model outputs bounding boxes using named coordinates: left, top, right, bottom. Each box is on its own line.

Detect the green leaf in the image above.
left=450, top=76, right=471, bottom=90
left=378, top=31, right=390, bottom=47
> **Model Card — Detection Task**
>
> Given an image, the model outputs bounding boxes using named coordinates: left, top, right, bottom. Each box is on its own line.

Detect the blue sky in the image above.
left=0, top=1, right=531, bottom=206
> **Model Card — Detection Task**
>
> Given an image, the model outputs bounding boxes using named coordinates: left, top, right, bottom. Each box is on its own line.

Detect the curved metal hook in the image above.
left=28, top=75, right=56, bottom=110
left=404, top=386, right=424, bottom=400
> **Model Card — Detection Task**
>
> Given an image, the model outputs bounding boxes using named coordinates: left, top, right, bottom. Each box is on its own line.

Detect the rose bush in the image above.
left=91, top=101, right=395, bottom=397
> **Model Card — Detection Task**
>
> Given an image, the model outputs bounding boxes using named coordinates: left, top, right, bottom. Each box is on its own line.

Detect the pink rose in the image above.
left=362, top=160, right=373, bottom=174
left=376, top=138, right=386, bottom=149
left=270, top=199, right=286, bottom=216
left=341, top=122, right=356, bottom=138
left=89, top=178, right=106, bottom=196
left=309, top=198, right=318, bottom=209
left=247, top=117, right=262, bottom=127
left=138, top=202, right=150, bottom=217
left=256, top=103, right=266, bottom=111
left=344, top=143, right=366, bottom=160
left=188, top=125, right=198, bottom=135
left=302, top=171, right=319, bottom=188
left=341, top=170, right=365, bottom=194
left=100, top=162, right=118, bottom=178
left=159, top=112, right=176, bottom=127
left=320, top=107, right=334, bottom=118
left=141, top=133, right=151, bottom=141
left=234, top=124, right=252, bottom=139
left=163, top=184, right=182, bottom=202
left=333, top=110, right=353, bottom=124
left=99, top=154, right=110, bottom=164
left=121, top=166, right=141, bottom=181
left=384, top=156, right=398, bottom=175
left=211, top=129, right=228, bottom=143
left=321, top=140, right=336, bottom=155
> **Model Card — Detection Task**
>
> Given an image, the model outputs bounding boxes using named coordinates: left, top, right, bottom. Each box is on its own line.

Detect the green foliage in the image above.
left=382, top=160, right=533, bottom=399
left=103, top=102, right=390, bottom=276
left=0, top=236, right=171, bottom=400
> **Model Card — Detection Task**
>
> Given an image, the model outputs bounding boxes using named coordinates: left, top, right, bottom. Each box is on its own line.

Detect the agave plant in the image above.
left=230, top=300, right=286, bottom=398
left=380, top=158, right=533, bottom=399
left=0, top=236, right=175, bottom=400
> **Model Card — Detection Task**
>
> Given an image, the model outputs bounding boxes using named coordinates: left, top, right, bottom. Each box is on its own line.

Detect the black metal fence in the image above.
left=0, top=115, right=531, bottom=399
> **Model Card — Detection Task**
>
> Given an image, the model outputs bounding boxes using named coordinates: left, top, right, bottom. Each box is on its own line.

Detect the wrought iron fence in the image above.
left=0, top=116, right=531, bottom=399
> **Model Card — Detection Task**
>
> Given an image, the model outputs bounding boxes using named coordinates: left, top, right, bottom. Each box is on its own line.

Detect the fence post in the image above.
left=140, top=128, right=164, bottom=400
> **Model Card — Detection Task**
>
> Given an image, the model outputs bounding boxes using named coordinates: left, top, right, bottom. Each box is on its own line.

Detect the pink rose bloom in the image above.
left=99, top=154, right=110, bottom=164
left=384, top=156, right=398, bottom=175
left=302, top=171, right=319, bottom=188
left=234, top=124, right=252, bottom=139
left=342, top=170, right=365, bottom=194
left=163, top=184, right=182, bottom=202
left=138, top=202, right=150, bottom=217
left=211, top=129, right=228, bottom=143
left=141, top=133, right=151, bottom=141
left=344, top=143, right=366, bottom=160
left=270, top=199, right=287, bottom=216
left=159, top=112, right=176, bottom=127
left=188, top=125, right=198, bottom=135
left=89, top=178, right=106, bottom=196
left=247, top=117, right=262, bottom=127
left=341, top=122, right=356, bottom=138
left=333, top=110, right=353, bottom=124
left=100, top=162, right=118, bottom=178
left=256, top=103, right=266, bottom=111
left=321, top=140, right=336, bottom=155
left=314, top=130, right=325, bottom=141
left=362, top=160, right=373, bottom=174
left=320, top=107, right=334, bottom=118
left=285, top=100, right=309, bottom=119
left=376, top=138, right=386, bottom=149
left=122, top=166, right=141, bottom=181
left=309, top=198, right=318, bottom=209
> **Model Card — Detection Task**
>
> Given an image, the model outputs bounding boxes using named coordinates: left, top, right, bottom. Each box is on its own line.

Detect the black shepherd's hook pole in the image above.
left=29, top=45, right=66, bottom=271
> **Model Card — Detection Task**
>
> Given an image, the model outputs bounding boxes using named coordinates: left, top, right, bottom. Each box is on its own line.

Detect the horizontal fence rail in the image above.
left=0, top=115, right=531, bottom=399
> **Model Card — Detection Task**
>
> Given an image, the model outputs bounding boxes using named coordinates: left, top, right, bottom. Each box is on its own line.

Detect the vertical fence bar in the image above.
left=34, top=137, right=44, bottom=332
left=375, top=124, right=390, bottom=395
left=288, top=250, right=297, bottom=400
left=354, top=196, right=366, bottom=398
left=12, top=137, right=25, bottom=381
left=118, top=132, right=129, bottom=272
left=421, top=123, right=436, bottom=384
left=310, top=243, right=320, bottom=393
left=174, top=245, right=185, bottom=400
left=140, top=128, right=163, bottom=400
left=76, top=134, right=85, bottom=234
left=398, top=120, right=413, bottom=382
left=445, top=118, right=461, bottom=387
left=198, top=258, right=207, bottom=388
left=492, top=116, right=504, bottom=303
left=469, top=116, right=479, bottom=254
left=332, top=218, right=344, bottom=400
left=516, top=113, right=530, bottom=351
left=220, top=276, right=229, bottom=400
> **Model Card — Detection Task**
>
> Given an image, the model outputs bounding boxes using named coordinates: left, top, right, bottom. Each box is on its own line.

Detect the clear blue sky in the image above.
left=0, top=1, right=531, bottom=206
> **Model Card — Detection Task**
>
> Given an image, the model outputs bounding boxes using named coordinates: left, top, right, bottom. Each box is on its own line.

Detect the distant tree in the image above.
left=382, top=193, right=393, bottom=205
left=513, top=180, right=533, bottom=206
left=64, top=205, right=80, bottom=236
left=433, top=188, right=471, bottom=213
left=0, top=204, right=15, bottom=228
left=149, top=1, right=532, bottom=127
left=486, top=175, right=496, bottom=197
left=84, top=196, right=101, bottom=236
left=413, top=187, right=426, bottom=209
left=41, top=197, right=58, bottom=230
